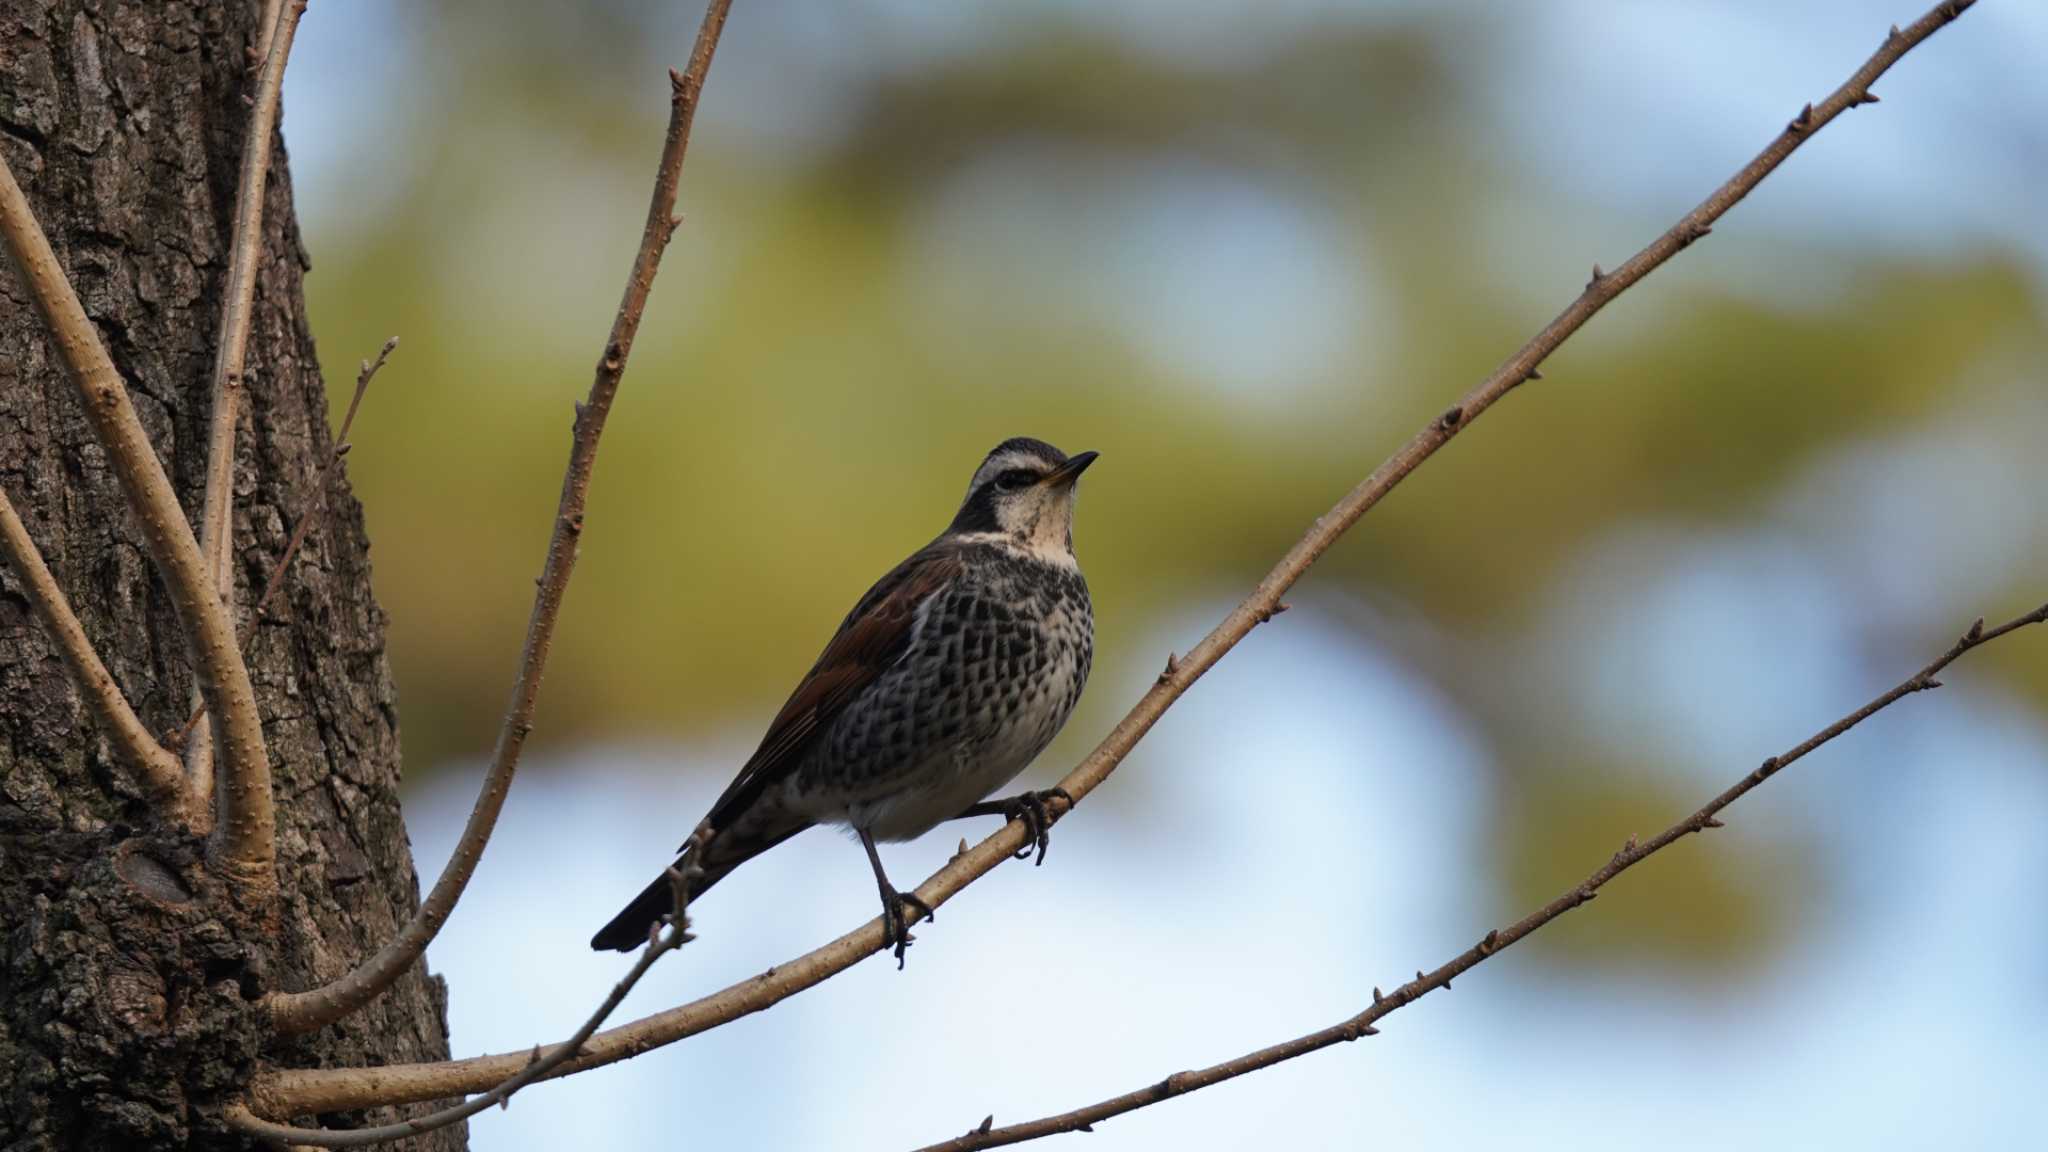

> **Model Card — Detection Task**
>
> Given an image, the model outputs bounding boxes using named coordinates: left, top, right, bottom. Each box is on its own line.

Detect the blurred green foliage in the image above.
left=300, top=11, right=2045, bottom=973
left=1498, top=764, right=1799, bottom=971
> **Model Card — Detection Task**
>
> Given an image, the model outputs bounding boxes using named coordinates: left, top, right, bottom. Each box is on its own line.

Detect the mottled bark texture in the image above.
left=0, top=3, right=461, bottom=1149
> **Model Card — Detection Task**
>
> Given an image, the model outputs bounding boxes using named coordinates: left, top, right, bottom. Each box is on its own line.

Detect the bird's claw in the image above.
left=880, top=888, right=934, bottom=969
left=1003, top=787, right=1072, bottom=866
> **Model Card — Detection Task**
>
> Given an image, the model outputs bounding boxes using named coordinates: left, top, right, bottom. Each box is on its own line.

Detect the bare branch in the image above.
left=228, top=843, right=707, bottom=1147
left=169, top=338, right=397, bottom=759
left=260, top=0, right=735, bottom=1037
left=254, top=338, right=394, bottom=622
left=913, top=604, right=2047, bottom=1150
left=0, top=140, right=275, bottom=899
left=184, top=0, right=306, bottom=843
left=252, top=0, right=287, bottom=64
left=0, top=485, right=186, bottom=814
left=239, top=0, right=1978, bottom=1119
left=196, top=0, right=305, bottom=590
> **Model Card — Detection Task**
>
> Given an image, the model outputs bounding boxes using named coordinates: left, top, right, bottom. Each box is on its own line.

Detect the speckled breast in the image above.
left=812, top=544, right=1093, bottom=801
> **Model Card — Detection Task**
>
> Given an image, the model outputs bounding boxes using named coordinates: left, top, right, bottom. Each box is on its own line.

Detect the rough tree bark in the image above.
left=0, top=3, right=461, bottom=1149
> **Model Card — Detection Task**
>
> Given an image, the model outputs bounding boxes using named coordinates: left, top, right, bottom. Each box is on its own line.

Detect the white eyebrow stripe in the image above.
left=972, top=451, right=1059, bottom=489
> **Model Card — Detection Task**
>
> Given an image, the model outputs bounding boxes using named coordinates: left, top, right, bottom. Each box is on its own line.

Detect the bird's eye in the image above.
left=993, top=469, right=1039, bottom=491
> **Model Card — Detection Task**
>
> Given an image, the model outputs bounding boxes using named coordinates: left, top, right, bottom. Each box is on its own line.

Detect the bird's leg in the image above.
left=953, top=786, right=1073, bottom=866
left=859, top=827, right=932, bottom=969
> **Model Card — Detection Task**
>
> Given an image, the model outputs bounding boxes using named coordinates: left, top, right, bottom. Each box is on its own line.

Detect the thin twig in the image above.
left=0, top=137, right=275, bottom=899
left=254, top=338, right=393, bottom=621
left=915, top=604, right=2048, bottom=1151
left=229, top=845, right=705, bottom=1147
left=185, top=0, right=307, bottom=838
left=240, top=0, right=1977, bottom=1118
left=168, top=338, right=397, bottom=755
left=260, top=0, right=735, bottom=1037
left=0, top=486, right=187, bottom=813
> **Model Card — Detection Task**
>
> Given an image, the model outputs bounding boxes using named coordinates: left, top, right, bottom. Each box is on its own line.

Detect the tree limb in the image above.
left=240, top=0, right=1978, bottom=1120
left=915, top=603, right=2047, bottom=1151
left=0, top=485, right=187, bottom=815
left=0, top=143, right=276, bottom=900
left=185, top=0, right=306, bottom=836
left=260, top=0, right=735, bottom=1037
left=253, top=0, right=287, bottom=64
left=229, top=847, right=707, bottom=1147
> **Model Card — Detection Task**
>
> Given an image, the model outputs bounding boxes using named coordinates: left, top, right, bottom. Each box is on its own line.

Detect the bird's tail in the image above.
left=588, top=859, right=702, bottom=952
left=588, top=820, right=804, bottom=952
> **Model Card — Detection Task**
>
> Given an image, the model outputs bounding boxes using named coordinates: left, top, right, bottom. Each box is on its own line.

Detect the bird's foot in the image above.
left=879, top=886, right=935, bottom=969
left=996, top=787, right=1072, bottom=866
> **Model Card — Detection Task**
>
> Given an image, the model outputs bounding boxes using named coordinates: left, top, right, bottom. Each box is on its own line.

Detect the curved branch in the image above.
left=0, top=485, right=186, bottom=814
left=260, top=0, right=735, bottom=1037
left=0, top=141, right=275, bottom=900
left=230, top=851, right=706, bottom=1147
left=230, top=929, right=677, bottom=1146
left=917, top=603, right=2048, bottom=1150
left=241, top=0, right=1977, bottom=1119
left=185, top=0, right=306, bottom=839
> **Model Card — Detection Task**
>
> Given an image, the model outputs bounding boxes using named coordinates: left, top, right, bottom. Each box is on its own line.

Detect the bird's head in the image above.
left=946, top=437, right=1099, bottom=560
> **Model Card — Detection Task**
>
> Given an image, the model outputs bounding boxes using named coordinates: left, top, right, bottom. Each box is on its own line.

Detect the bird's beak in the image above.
left=1040, top=450, right=1099, bottom=489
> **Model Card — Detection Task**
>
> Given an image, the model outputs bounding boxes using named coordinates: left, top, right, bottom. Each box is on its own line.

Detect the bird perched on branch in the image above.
left=591, top=437, right=1098, bottom=965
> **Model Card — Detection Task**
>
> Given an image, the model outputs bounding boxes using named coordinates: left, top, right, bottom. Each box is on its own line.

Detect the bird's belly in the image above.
left=805, top=613, right=1089, bottom=842
left=853, top=738, right=1047, bottom=843
left=860, top=691, right=1069, bottom=841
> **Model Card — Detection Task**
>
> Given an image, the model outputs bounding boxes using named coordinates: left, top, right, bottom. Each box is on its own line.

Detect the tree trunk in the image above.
left=0, top=3, right=461, bottom=1148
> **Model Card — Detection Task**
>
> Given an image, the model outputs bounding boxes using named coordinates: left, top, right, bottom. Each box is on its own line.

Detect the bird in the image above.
left=590, top=436, right=1097, bottom=965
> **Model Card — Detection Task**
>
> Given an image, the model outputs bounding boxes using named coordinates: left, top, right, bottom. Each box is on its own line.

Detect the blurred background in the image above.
left=281, top=1, right=2046, bottom=1147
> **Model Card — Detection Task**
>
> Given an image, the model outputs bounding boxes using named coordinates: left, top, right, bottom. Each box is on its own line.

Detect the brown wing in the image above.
left=696, top=541, right=964, bottom=838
